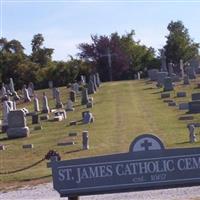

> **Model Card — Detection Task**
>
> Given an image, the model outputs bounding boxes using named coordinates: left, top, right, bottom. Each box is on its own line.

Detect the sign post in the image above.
left=48, top=134, right=200, bottom=198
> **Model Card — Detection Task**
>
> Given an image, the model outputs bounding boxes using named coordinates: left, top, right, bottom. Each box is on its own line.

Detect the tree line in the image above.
left=0, top=20, right=199, bottom=89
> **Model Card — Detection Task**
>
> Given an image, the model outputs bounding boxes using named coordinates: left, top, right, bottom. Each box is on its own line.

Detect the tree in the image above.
left=31, top=33, right=54, bottom=66
left=164, top=20, right=199, bottom=64
left=78, top=31, right=158, bottom=81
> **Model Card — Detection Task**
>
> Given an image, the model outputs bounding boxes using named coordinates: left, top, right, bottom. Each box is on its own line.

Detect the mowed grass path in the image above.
left=0, top=79, right=199, bottom=185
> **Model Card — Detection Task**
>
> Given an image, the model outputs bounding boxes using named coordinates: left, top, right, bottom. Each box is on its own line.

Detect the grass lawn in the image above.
left=1, top=78, right=200, bottom=188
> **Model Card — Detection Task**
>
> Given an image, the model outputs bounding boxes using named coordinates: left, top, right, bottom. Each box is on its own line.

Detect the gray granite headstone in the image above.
left=81, top=88, right=89, bottom=105
left=177, top=92, right=186, bottom=98
left=189, top=101, right=200, bottom=113
left=163, top=77, right=173, bottom=91
left=32, top=114, right=39, bottom=124
left=179, top=103, right=189, bottom=110
left=148, top=69, right=159, bottom=81
left=7, top=110, right=30, bottom=139
left=69, top=90, right=76, bottom=102
left=83, top=111, right=94, bottom=124
left=188, top=67, right=196, bottom=79
left=1, top=101, right=11, bottom=132
left=9, top=78, right=15, bottom=94
left=180, top=59, right=184, bottom=78
left=183, top=75, right=190, bottom=85
left=24, top=88, right=31, bottom=102
left=188, top=124, right=197, bottom=143
left=88, top=80, right=95, bottom=94
left=66, top=99, right=74, bottom=111
left=55, top=88, right=63, bottom=108
left=156, top=72, right=168, bottom=87
left=161, top=93, right=170, bottom=98
left=48, top=81, right=53, bottom=89
left=33, top=95, right=40, bottom=112
left=42, top=92, right=50, bottom=113
left=82, top=131, right=89, bottom=150
left=192, top=93, right=200, bottom=101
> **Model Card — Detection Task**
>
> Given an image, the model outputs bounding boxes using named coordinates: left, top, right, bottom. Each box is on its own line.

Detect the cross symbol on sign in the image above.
left=141, top=139, right=152, bottom=151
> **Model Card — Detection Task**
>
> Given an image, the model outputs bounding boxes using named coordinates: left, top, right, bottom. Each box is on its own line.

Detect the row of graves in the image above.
left=47, top=60, right=200, bottom=199
left=0, top=73, right=101, bottom=151
left=148, top=50, right=200, bottom=144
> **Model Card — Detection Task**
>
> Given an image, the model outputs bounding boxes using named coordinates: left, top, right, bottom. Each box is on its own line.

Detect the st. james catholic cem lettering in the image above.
left=48, top=134, right=200, bottom=197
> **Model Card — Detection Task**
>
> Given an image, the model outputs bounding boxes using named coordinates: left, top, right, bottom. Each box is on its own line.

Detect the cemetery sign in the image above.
left=48, top=134, right=200, bottom=197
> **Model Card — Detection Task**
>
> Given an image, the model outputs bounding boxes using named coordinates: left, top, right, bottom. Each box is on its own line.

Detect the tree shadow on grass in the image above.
left=151, top=91, right=163, bottom=94
left=0, top=137, right=9, bottom=141
left=64, top=148, right=82, bottom=154
left=21, top=174, right=52, bottom=182
left=143, top=87, right=154, bottom=90
left=176, top=141, right=189, bottom=145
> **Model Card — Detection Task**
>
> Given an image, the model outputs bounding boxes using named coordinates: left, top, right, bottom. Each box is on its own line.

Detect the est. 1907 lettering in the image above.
left=150, top=173, right=166, bottom=181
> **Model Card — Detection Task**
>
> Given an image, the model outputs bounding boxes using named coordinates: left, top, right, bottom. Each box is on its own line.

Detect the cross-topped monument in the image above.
left=100, top=48, right=116, bottom=81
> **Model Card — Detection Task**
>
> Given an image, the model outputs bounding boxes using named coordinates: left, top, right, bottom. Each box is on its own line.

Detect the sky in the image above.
left=1, top=0, right=200, bottom=61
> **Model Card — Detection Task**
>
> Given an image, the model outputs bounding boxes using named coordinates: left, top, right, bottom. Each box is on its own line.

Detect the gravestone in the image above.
left=88, top=80, right=95, bottom=94
left=163, top=99, right=174, bottom=103
left=52, top=87, right=57, bottom=99
left=55, top=88, right=63, bottom=108
left=24, top=88, right=31, bottom=102
left=156, top=72, right=168, bottom=87
left=83, top=111, right=94, bottom=124
left=54, top=110, right=67, bottom=119
left=9, top=78, right=15, bottom=94
left=188, top=67, right=196, bottom=79
left=22, top=144, right=34, bottom=149
left=163, top=77, right=173, bottom=92
left=0, top=144, right=5, bottom=151
left=71, top=83, right=79, bottom=94
left=1, top=101, right=12, bottom=132
left=180, top=59, right=184, bottom=78
left=188, top=101, right=200, bottom=113
left=192, top=93, right=200, bottom=101
left=137, top=72, right=141, bottom=80
left=90, top=74, right=97, bottom=91
left=66, top=100, right=74, bottom=111
left=188, top=124, right=197, bottom=143
left=179, top=103, right=189, bottom=110
left=183, top=75, right=190, bottom=85
left=69, top=121, right=77, bottom=126
left=28, top=84, right=34, bottom=97
left=177, top=92, right=186, bottom=98
left=32, top=114, right=39, bottom=124
left=33, top=95, right=40, bottom=112
left=81, top=75, right=86, bottom=85
left=160, top=49, right=168, bottom=72
left=148, top=69, right=159, bottom=81
left=57, top=141, right=75, bottom=146
left=1, top=83, right=6, bottom=95
left=42, top=92, right=50, bottom=113
left=7, top=110, right=30, bottom=139
left=86, top=101, right=93, bottom=108
left=161, top=93, right=170, bottom=98
left=168, top=62, right=174, bottom=76
left=69, top=90, right=76, bottom=102
left=13, top=91, right=20, bottom=101
left=82, top=131, right=89, bottom=150
left=95, top=73, right=100, bottom=87
left=49, top=81, right=53, bottom=89
left=81, top=88, right=89, bottom=105
left=168, top=101, right=176, bottom=107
